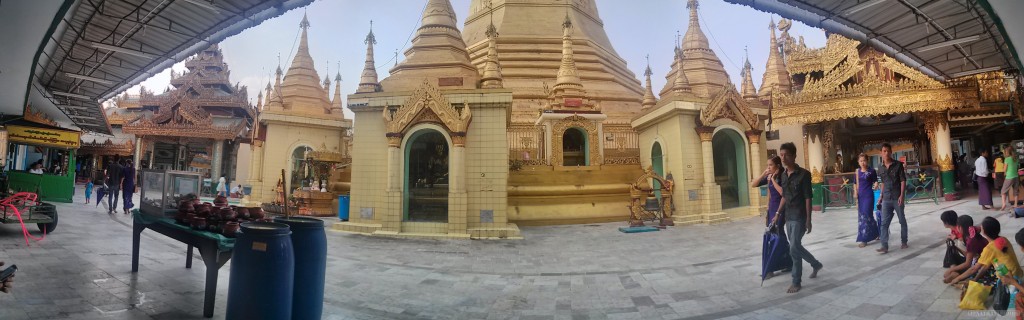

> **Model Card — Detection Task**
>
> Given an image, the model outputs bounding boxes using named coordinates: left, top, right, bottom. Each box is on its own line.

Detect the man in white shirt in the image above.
left=976, top=149, right=994, bottom=209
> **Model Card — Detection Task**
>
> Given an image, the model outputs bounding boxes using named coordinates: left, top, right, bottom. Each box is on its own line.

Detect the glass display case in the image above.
left=140, top=169, right=201, bottom=217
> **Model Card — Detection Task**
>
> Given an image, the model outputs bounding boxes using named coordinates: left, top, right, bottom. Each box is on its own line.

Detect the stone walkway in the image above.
left=0, top=189, right=1018, bottom=319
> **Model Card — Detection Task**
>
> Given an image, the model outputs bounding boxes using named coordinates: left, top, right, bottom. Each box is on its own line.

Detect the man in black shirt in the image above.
left=106, top=157, right=124, bottom=214
left=875, top=143, right=908, bottom=254
left=777, top=142, right=822, bottom=293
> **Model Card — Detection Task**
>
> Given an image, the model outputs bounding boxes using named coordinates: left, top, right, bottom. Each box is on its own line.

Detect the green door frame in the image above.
left=652, top=142, right=664, bottom=199
left=563, top=127, right=589, bottom=165
left=403, top=129, right=449, bottom=221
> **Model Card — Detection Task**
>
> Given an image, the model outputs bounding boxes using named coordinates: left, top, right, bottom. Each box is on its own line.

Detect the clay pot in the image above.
left=248, top=207, right=264, bottom=220
left=192, top=198, right=202, bottom=206
left=222, top=221, right=240, bottom=237
left=219, top=206, right=236, bottom=220
left=214, top=195, right=228, bottom=206
left=191, top=217, right=207, bottom=230
left=184, top=213, right=196, bottom=225
left=235, top=206, right=249, bottom=218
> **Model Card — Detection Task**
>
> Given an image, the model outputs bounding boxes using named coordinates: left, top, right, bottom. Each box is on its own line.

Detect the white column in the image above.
left=806, top=125, right=824, bottom=183
left=210, top=140, right=224, bottom=182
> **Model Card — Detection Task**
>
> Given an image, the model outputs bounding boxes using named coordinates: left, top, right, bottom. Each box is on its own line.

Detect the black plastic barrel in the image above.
left=274, top=216, right=327, bottom=320
left=226, top=222, right=294, bottom=320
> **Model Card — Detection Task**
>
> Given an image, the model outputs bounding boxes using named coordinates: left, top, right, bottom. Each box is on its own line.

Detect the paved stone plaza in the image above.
left=0, top=190, right=1017, bottom=319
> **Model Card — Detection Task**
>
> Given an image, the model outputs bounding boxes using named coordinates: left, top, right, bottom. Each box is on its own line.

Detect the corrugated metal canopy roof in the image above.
left=35, top=0, right=314, bottom=134
left=724, top=0, right=1021, bottom=81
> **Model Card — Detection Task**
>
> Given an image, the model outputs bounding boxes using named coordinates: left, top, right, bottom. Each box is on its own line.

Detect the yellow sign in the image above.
left=6, top=125, right=80, bottom=149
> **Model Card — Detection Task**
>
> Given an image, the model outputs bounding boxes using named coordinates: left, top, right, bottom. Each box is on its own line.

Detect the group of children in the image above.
left=941, top=210, right=1024, bottom=312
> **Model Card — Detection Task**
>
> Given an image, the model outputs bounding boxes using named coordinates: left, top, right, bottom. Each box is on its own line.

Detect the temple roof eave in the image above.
left=771, top=86, right=981, bottom=125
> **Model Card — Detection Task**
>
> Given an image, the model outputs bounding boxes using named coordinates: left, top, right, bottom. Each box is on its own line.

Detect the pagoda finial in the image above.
left=551, top=13, right=581, bottom=92
left=759, top=16, right=792, bottom=101
left=681, top=0, right=710, bottom=51
left=356, top=21, right=380, bottom=93
left=740, top=46, right=757, bottom=100
left=300, top=12, right=310, bottom=30
left=641, top=54, right=656, bottom=109
left=335, top=61, right=342, bottom=82
left=480, top=19, right=503, bottom=89
left=671, top=50, right=692, bottom=94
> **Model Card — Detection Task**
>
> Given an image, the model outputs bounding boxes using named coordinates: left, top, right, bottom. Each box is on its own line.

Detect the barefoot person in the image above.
left=875, top=143, right=908, bottom=254
left=950, top=217, right=1022, bottom=285
left=751, top=156, right=790, bottom=279
left=943, top=215, right=987, bottom=283
left=778, top=142, right=822, bottom=293
left=854, top=153, right=879, bottom=247
left=976, top=149, right=994, bottom=210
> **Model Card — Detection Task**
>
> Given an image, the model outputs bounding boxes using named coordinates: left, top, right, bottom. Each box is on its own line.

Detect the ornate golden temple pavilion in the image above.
left=117, top=45, right=254, bottom=183
left=766, top=26, right=1021, bottom=205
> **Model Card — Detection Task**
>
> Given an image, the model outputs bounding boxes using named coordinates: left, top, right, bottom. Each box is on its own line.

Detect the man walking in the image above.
left=875, top=143, right=908, bottom=254
left=778, top=142, right=822, bottom=293
left=106, top=157, right=124, bottom=215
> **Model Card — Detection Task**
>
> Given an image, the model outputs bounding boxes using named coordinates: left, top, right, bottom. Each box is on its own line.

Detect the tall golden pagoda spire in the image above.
left=381, top=0, right=479, bottom=90
left=264, top=81, right=274, bottom=108
left=678, top=0, right=730, bottom=98
left=479, top=7, right=503, bottom=89
left=278, top=12, right=331, bottom=114
left=550, top=14, right=584, bottom=96
left=356, top=21, right=380, bottom=93
left=759, top=18, right=792, bottom=102
left=740, top=48, right=757, bottom=100
left=641, top=56, right=656, bottom=109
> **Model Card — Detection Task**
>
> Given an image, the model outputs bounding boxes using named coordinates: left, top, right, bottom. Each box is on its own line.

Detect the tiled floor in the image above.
left=0, top=190, right=1016, bottom=319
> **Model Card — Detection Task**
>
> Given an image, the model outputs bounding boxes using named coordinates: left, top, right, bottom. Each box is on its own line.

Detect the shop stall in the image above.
left=2, top=120, right=81, bottom=203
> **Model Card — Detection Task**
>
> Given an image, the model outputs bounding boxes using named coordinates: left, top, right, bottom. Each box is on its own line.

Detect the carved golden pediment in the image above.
left=701, top=86, right=760, bottom=130
left=384, top=80, right=472, bottom=137
left=80, top=138, right=135, bottom=156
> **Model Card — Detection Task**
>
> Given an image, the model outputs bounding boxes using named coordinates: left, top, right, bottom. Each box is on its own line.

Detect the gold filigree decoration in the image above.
left=79, top=139, right=135, bottom=156
left=811, top=166, right=823, bottom=184
left=24, top=104, right=58, bottom=127
left=745, top=130, right=762, bottom=144
left=550, top=115, right=601, bottom=166
left=696, top=126, right=714, bottom=142
left=937, top=154, right=954, bottom=172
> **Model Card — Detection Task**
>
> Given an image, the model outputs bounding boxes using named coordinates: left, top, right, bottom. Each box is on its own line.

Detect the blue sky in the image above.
left=121, top=0, right=826, bottom=116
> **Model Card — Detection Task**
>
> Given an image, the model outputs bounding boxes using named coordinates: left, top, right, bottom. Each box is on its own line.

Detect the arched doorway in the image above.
left=404, top=129, right=449, bottom=222
left=651, top=142, right=664, bottom=198
left=712, top=129, right=748, bottom=209
left=562, top=128, right=588, bottom=166
left=290, top=145, right=314, bottom=189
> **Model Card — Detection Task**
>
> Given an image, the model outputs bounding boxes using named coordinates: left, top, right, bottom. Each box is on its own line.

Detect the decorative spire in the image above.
left=332, top=70, right=345, bottom=117
left=480, top=17, right=503, bottom=89
left=356, top=21, right=380, bottom=93
left=551, top=13, right=583, bottom=95
left=740, top=47, right=757, bottom=99
left=671, top=48, right=692, bottom=94
left=276, top=14, right=333, bottom=115
left=256, top=90, right=264, bottom=110
left=264, top=81, right=274, bottom=109
left=759, top=18, right=792, bottom=101
left=335, top=61, right=342, bottom=82
left=641, top=55, right=656, bottom=109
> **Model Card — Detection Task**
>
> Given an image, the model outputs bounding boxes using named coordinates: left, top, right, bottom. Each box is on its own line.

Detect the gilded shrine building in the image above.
left=120, top=45, right=254, bottom=183
left=246, top=14, right=353, bottom=213
left=631, top=0, right=769, bottom=224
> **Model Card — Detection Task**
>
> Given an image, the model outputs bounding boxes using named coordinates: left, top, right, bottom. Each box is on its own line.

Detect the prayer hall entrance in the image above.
left=404, top=129, right=450, bottom=222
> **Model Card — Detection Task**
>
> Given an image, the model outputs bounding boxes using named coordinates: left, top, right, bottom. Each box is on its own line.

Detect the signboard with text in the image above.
left=6, top=125, right=81, bottom=149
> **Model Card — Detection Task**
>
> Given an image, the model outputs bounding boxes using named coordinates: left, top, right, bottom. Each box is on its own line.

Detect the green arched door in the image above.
left=712, top=129, right=748, bottom=209
left=404, top=129, right=449, bottom=222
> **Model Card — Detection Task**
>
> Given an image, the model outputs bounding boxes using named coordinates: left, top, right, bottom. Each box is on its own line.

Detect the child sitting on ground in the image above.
left=942, top=210, right=960, bottom=240
left=951, top=217, right=1023, bottom=286
left=944, top=215, right=988, bottom=283
left=997, top=228, right=1024, bottom=317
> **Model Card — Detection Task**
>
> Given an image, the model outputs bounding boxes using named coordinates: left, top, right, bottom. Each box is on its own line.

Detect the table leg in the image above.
left=131, top=222, right=145, bottom=273
left=186, top=245, right=194, bottom=269
left=199, top=243, right=219, bottom=318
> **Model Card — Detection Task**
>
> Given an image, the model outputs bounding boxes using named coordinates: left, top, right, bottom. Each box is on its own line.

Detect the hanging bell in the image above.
left=644, top=197, right=661, bottom=212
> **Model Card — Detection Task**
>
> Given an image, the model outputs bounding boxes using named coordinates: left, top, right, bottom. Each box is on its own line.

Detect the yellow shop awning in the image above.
left=6, top=123, right=81, bottom=149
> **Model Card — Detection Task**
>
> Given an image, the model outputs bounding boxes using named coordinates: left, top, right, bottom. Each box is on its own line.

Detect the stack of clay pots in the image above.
left=176, top=199, right=270, bottom=238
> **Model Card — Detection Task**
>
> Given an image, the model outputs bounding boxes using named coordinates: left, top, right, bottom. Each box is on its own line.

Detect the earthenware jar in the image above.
left=220, top=206, right=236, bottom=220
left=184, top=213, right=196, bottom=225
left=223, top=221, right=240, bottom=237
left=214, top=195, right=228, bottom=206
left=191, top=217, right=207, bottom=230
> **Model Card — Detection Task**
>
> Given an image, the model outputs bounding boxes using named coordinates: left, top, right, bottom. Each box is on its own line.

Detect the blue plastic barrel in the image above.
left=226, top=222, right=294, bottom=320
left=338, top=195, right=350, bottom=221
left=273, top=217, right=327, bottom=320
